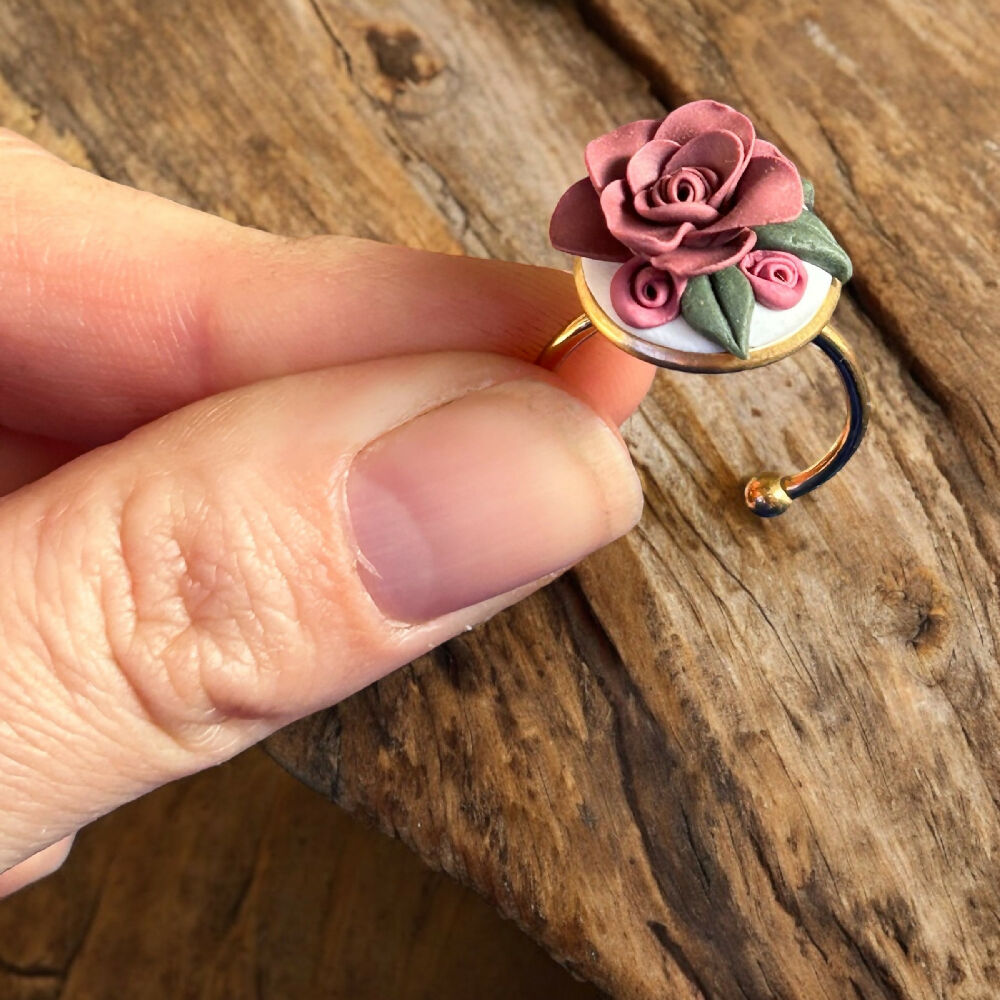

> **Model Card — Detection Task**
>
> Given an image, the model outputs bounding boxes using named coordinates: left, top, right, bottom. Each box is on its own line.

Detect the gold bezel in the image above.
left=574, top=257, right=842, bottom=374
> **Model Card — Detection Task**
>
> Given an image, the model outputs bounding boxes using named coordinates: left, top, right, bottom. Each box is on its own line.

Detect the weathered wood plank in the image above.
left=0, top=0, right=997, bottom=997
left=0, top=750, right=598, bottom=999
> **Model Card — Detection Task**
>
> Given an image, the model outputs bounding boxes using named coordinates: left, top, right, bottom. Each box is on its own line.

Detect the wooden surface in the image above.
left=0, top=1, right=998, bottom=997
left=0, top=748, right=601, bottom=1000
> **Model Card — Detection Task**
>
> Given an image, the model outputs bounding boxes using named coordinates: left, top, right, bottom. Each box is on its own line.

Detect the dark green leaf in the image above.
left=711, top=267, right=755, bottom=350
left=753, top=208, right=852, bottom=282
left=680, top=266, right=754, bottom=359
left=801, top=177, right=815, bottom=211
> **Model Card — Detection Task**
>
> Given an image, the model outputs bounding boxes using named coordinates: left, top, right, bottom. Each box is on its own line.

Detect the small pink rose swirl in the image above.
left=611, top=256, right=687, bottom=328
left=739, top=250, right=808, bottom=309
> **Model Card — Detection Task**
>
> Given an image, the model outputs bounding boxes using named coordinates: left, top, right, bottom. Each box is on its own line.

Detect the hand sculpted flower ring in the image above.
left=539, top=99, right=870, bottom=517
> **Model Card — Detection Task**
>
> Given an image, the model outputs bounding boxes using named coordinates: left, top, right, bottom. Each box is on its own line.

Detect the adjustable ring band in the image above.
left=537, top=313, right=870, bottom=518
left=743, top=325, right=869, bottom=516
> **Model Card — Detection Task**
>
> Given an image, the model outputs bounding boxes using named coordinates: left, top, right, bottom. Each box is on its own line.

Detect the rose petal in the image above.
left=549, top=177, right=631, bottom=261
left=655, top=100, right=755, bottom=169
left=663, top=130, right=745, bottom=207
left=600, top=180, right=694, bottom=258
left=697, top=154, right=803, bottom=235
left=649, top=228, right=757, bottom=277
left=749, top=141, right=803, bottom=192
left=585, top=119, right=661, bottom=192
left=633, top=189, right=719, bottom=225
left=625, top=139, right=681, bottom=193
left=751, top=139, right=791, bottom=163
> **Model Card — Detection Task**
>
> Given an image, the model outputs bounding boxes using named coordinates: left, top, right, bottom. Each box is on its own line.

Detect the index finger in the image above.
left=0, top=131, right=654, bottom=442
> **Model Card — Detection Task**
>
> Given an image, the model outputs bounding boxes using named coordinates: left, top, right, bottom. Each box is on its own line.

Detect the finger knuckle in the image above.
left=111, top=469, right=324, bottom=732
left=24, top=466, right=328, bottom=753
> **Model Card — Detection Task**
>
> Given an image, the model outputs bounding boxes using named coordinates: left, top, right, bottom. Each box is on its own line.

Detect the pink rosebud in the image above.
left=739, top=250, right=808, bottom=309
left=610, top=256, right=687, bottom=328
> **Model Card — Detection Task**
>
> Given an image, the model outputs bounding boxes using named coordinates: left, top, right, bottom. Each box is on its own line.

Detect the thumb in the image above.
left=0, top=352, right=641, bottom=874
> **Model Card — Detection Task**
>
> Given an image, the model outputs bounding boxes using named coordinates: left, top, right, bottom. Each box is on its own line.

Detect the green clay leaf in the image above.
left=801, top=177, right=815, bottom=211
left=753, top=208, right=852, bottom=283
left=680, top=266, right=754, bottom=359
left=711, top=266, right=755, bottom=349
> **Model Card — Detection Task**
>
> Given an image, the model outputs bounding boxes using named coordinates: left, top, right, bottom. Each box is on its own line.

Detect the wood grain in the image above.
left=0, top=749, right=599, bottom=999
left=0, top=0, right=997, bottom=997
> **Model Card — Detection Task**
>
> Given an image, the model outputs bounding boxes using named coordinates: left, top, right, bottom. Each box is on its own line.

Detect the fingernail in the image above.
left=346, top=379, right=643, bottom=622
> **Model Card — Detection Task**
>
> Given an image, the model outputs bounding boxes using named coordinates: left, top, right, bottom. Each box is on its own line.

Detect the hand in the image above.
left=0, top=130, right=653, bottom=897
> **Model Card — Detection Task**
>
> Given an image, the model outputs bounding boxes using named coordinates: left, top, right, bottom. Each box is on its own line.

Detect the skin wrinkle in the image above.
left=104, top=458, right=334, bottom=744
left=25, top=484, right=204, bottom=779
left=237, top=496, right=319, bottom=692
left=214, top=501, right=309, bottom=719
left=92, top=249, right=210, bottom=416
left=0, top=525, right=119, bottom=781
left=13, top=495, right=103, bottom=715
left=0, top=635, right=147, bottom=870
left=176, top=490, right=300, bottom=726
left=180, top=231, right=256, bottom=405
left=0, top=717, right=116, bottom=806
left=0, top=714, right=93, bottom=793
left=112, top=470, right=251, bottom=742
left=242, top=468, right=381, bottom=714
left=8, top=465, right=211, bottom=784
left=0, top=162, right=229, bottom=436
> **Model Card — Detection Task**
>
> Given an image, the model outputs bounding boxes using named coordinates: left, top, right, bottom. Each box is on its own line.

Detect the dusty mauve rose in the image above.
left=610, top=257, right=687, bottom=328
left=739, top=250, right=808, bottom=309
left=550, top=100, right=803, bottom=277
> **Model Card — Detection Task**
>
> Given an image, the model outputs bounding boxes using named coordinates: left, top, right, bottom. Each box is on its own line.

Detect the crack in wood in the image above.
left=0, top=954, right=65, bottom=982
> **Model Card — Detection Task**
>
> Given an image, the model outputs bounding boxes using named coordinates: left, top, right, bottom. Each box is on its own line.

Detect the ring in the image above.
left=539, top=99, right=870, bottom=517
